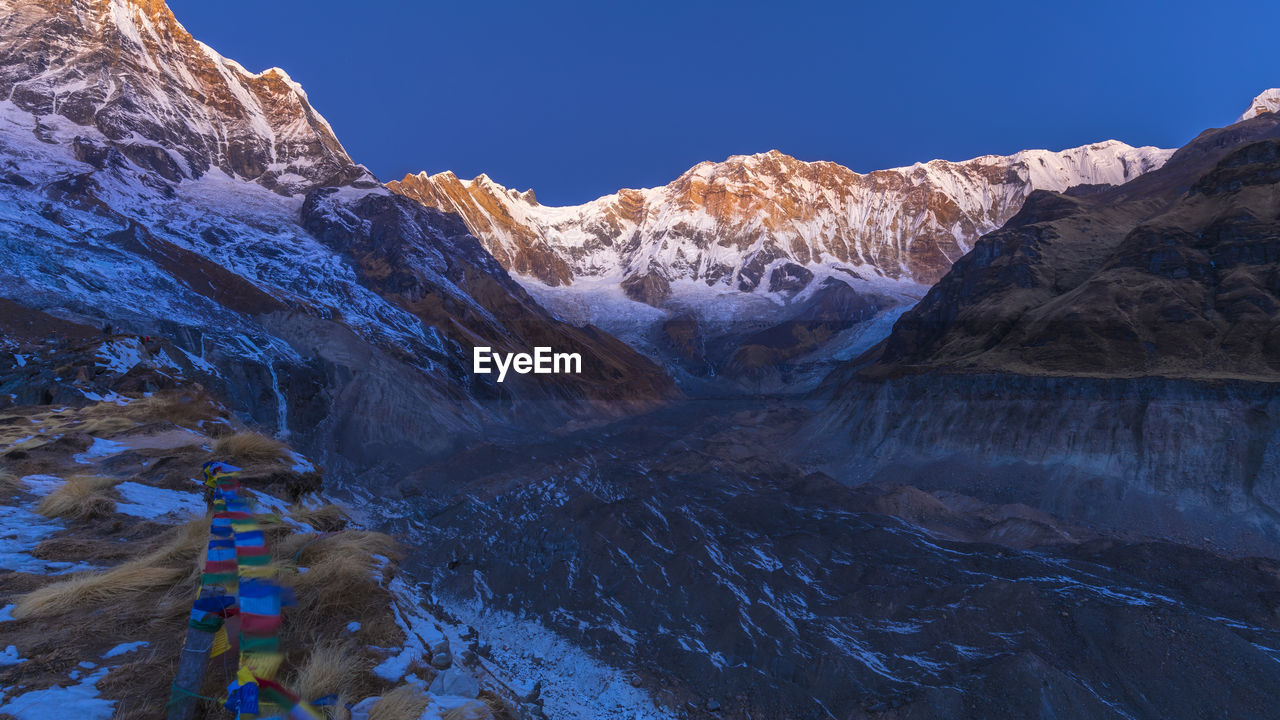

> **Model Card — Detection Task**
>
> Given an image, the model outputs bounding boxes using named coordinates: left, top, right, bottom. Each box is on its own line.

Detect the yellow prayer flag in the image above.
left=241, top=651, right=284, bottom=679
left=210, top=626, right=230, bottom=657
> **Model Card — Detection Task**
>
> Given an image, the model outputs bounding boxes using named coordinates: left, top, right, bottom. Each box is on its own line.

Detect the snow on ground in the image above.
left=0, top=645, right=23, bottom=666
left=101, top=641, right=148, bottom=659
left=287, top=449, right=315, bottom=474
left=77, top=389, right=131, bottom=405
left=374, top=577, right=448, bottom=682
left=440, top=598, right=675, bottom=720
left=19, top=475, right=63, bottom=497
left=0, top=605, right=15, bottom=622
left=0, top=666, right=114, bottom=720
left=72, top=437, right=128, bottom=464
left=94, top=338, right=144, bottom=374
left=113, top=482, right=204, bottom=521
left=0, top=503, right=95, bottom=574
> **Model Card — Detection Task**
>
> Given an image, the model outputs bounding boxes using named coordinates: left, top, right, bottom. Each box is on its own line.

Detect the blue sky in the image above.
left=168, top=0, right=1280, bottom=205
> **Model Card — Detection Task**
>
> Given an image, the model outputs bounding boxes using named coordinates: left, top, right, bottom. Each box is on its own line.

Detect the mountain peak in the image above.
left=2, top=0, right=365, bottom=194
left=1238, top=88, right=1280, bottom=123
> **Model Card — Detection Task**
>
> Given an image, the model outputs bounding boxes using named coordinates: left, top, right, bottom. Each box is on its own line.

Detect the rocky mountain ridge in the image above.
left=392, top=143, right=1171, bottom=292
left=390, top=129, right=1170, bottom=385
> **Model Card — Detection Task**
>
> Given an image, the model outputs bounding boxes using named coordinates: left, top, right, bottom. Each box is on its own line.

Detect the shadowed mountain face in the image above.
left=860, top=113, right=1280, bottom=380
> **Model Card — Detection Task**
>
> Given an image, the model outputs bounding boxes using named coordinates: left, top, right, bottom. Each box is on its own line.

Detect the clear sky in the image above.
left=168, top=0, right=1280, bottom=206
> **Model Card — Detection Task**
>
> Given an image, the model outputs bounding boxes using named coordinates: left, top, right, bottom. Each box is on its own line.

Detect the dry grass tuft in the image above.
left=14, top=565, right=185, bottom=619
left=13, top=517, right=209, bottom=619
left=370, top=685, right=432, bottom=720
left=74, top=414, right=136, bottom=437
left=290, top=503, right=349, bottom=532
left=290, top=641, right=369, bottom=703
left=36, top=475, right=119, bottom=520
left=277, top=530, right=404, bottom=650
left=81, top=391, right=221, bottom=429
left=215, top=431, right=290, bottom=464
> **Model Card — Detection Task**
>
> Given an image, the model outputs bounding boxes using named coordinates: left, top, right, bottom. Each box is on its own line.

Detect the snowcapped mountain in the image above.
left=391, top=140, right=1170, bottom=383
left=0, top=0, right=368, bottom=195
left=392, top=143, right=1170, bottom=292
left=1238, top=88, right=1280, bottom=122
left=0, top=0, right=674, bottom=474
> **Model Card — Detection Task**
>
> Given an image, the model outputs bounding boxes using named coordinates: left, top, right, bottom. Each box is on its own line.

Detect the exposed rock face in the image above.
left=0, top=0, right=372, bottom=194
left=813, top=373, right=1280, bottom=555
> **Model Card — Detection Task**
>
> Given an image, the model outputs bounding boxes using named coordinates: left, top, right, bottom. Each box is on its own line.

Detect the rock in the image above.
left=705, top=698, right=722, bottom=712
left=621, top=271, right=671, bottom=306
left=430, top=651, right=452, bottom=669
left=430, top=638, right=450, bottom=656
left=428, top=668, right=481, bottom=699
left=767, top=262, right=814, bottom=294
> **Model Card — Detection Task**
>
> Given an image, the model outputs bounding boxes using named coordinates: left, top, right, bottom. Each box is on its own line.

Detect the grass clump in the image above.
left=369, top=685, right=431, bottom=720
left=290, top=641, right=369, bottom=704
left=36, top=475, right=119, bottom=520
left=286, top=532, right=398, bottom=612
left=81, top=390, right=222, bottom=429
left=290, top=503, right=349, bottom=532
left=214, top=431, right=290, bottom=464
left=13, top=517, right=208, bottom=619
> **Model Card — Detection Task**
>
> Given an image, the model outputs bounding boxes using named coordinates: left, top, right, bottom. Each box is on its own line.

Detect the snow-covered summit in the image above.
left=0, top=0, right=373, bottom=194
left=1238, top=88, right=1280, bottom=123
left=391, top=141, right=1172, bottom=295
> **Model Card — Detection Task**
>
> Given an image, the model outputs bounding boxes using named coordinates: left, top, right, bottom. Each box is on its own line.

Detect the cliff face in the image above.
left=812, top=373, right=1280, bottom=555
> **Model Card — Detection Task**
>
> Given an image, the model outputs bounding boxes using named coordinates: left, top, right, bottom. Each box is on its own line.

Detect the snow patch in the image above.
left=0, top=645, right=23, bottom=666
left=20, top=475, right=64, bottom=497
left=73, top=437, right=128, bottom=464
left=95, top=338, right=144, bottom=374
left=102, top=641, right=149, bottom=659
left=113, top=482, right=205, bottom=520
left=0, top=666, right=113, bottom=720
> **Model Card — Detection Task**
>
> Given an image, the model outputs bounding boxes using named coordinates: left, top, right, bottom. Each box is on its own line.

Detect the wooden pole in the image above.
left=168, top=615, right=216, bottom=719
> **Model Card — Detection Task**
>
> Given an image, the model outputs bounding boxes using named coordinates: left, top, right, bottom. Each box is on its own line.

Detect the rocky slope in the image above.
left=370, top=397, right=1280, bottom=720
left=0, top=0, right=675, bottom=479
left=390, top=139, right=1169, bottom=383
left=815, top=91, right=1280, bottom=555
